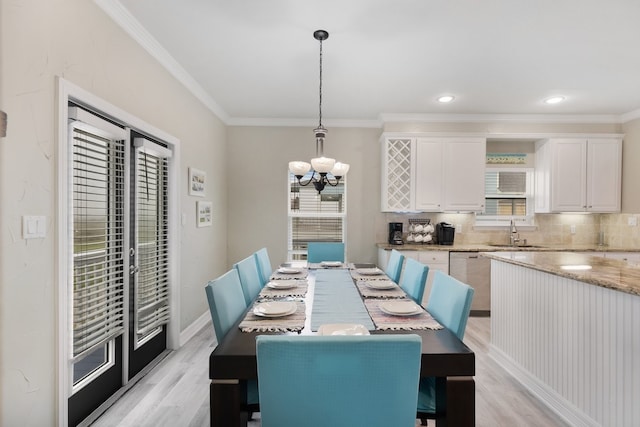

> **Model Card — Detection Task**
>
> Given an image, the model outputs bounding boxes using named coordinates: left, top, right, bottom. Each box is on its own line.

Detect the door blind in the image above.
left=133, top=138, right=171, bottom=342
left=71, top=122, right=126, bottom=359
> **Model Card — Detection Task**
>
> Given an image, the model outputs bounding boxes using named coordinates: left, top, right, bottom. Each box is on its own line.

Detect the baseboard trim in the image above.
left=180, top=310, right=211, bottom=347
left=488, top=345, right=599, bottom=427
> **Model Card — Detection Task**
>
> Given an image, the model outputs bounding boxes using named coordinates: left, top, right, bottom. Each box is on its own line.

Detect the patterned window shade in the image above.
left=288, top=173, right=346, bottom=259
left=480, top=170, right=529, bottom=217
left=133, top=138, right=171, bottom=343
left=71, top=122, right=126, bottom=359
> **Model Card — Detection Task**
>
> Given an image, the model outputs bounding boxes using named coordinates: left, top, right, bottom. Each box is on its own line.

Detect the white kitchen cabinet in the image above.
left=535, top=138, right=622, bottom=213
left=381, top=138, right=414, bottom=211
left=381, top=135, right=486, bottom=212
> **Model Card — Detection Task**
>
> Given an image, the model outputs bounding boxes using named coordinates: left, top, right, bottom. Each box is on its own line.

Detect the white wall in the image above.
left=0, top=0, right=227, bottom=424
left=227, top=126, right=383, bottom=265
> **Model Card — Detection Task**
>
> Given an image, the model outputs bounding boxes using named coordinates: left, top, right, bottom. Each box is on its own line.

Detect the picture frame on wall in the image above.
left=196, top=201, right=212, bottom=227
left=189, top=167, right=206, bottom=197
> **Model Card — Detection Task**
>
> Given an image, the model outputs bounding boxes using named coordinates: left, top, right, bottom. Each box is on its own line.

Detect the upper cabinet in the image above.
left=534, top=138, right=622, bottom=213
left=381, top=136, right=486, bottom=212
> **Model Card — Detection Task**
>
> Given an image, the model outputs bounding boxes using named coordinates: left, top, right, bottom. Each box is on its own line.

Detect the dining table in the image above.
left=209, top=262, right=475, bottom=426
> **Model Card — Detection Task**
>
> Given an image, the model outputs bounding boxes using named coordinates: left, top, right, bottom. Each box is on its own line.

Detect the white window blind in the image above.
left=70, top=121, right=126, bottom=359
left=133, top=138, right=171, bottom=343
left=288, top=172, right=346, bottom=260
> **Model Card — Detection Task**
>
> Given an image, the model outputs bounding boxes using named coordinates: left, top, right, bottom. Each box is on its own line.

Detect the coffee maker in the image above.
left=388, top=222, right=404, bottom=245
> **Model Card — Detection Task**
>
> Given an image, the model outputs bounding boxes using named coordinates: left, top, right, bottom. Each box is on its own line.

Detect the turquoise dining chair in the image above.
left=204, top=269, right=260, bottom=415
left=254, top=247, right=273, bottom=286
left=400, top=257, right=429, bottom=304
left=256, top=334, right=422, bottom=427
left=307, top=242, right=345, bottom=263
left=385, top=249, right=405, bottom=283
left=234, top=254, right=264, bottom=306
left=417, top=270, right=475, bottom=425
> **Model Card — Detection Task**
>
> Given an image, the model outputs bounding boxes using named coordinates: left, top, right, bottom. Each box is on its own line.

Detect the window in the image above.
left=475, top=167, right=534, bottom=227
left=288, top=172, right=346, bottom=260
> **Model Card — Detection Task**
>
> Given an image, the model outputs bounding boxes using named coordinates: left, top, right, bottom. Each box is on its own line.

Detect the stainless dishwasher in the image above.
left=448, top=252, right=491, bottom=316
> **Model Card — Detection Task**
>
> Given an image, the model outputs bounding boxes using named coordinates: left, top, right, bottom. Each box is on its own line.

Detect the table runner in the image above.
left=311, top=269, right=375, bottom=331
left=355, top=280, right=408, bottom=299
left=238, top=301, right=306, bottom=332
left=364, top=300, right=443, bottom=331
left=257, top=280, right=308, bottom=299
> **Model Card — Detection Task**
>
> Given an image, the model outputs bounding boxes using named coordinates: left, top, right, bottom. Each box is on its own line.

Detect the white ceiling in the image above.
left=105, top=0, right=640, bottom=125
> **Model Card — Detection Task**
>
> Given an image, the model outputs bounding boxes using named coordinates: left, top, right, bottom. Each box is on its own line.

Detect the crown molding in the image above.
left=378, top=113, right=624, bottom=124
left=95, top=0, right=230, bottom=123
left=620, top=108, right=640, bottom=123
left=226, top=117, right=382, bottom=128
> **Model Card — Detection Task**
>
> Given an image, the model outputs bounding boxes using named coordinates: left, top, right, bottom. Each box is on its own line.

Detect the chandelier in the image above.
left=289, top=29, right=349, bottom=194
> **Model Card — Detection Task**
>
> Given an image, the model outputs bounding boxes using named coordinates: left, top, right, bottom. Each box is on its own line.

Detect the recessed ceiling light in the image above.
left=437, top=95, right=455, bottom=103
left=544, top=96, right=566, bottom=105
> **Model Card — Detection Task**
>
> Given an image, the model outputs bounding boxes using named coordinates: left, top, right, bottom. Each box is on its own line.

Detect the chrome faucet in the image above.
left=509, top=219, right=520, bottom=246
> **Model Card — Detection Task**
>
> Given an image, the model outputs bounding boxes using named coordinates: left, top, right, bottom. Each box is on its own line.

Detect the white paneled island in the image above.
left=486, top=251, right=640, bottom=427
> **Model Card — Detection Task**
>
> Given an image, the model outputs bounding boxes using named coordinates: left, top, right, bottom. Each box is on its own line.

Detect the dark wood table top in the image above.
left=209, top=266, right=475, bottom=380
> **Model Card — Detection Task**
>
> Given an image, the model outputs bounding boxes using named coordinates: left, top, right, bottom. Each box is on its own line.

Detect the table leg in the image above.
left=447, top=377, right=475, bottom=426
left=210, top=379, right=248, bottom=427
left=434, top=376, right=475, bottom=427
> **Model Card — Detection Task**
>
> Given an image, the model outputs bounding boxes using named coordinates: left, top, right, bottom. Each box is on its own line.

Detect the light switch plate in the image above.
left=23, top=215, right=46, bottom=239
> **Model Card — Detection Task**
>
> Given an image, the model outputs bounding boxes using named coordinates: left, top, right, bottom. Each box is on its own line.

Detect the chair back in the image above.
left=426, top=270, right=475, bottom=340
left=234, top=255, right=264, bottom=306
left=256, top=335, right=421, bottom=427
left=385, top=249, right=405, bottom=283
left=204, top=269, right=247, bottom=342
left=307, top=242, right=345, bottom=263
left=254, top=247, right=273, bottom=286
left=400, top=257, right=429, bottom=304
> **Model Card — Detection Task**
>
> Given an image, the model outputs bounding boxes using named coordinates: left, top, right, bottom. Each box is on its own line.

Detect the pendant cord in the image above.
left=318, top=37, right=323, bottom=129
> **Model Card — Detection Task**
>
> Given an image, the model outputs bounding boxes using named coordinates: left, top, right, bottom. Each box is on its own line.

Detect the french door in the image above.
left=66, top=107, right=171, bottom=426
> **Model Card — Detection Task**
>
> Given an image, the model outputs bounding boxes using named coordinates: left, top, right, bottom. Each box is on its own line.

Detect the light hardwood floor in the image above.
left=91, top=317, right=569, bottom=427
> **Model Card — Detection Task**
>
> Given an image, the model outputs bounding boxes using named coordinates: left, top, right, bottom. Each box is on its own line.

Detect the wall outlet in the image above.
left=570, top=224, right=576, bottom=235
left=456, top=223, right=463, bottom=233
left=628, top=216, right=638, bottom=227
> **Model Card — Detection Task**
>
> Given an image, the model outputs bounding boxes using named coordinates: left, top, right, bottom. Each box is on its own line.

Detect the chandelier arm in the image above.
left=295, top=170, right=319, bottom=187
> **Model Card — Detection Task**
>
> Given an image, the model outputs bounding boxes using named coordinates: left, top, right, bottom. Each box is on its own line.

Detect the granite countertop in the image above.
left=483, top=251, right=640, bottom=297
left=377, top=242, right=640, bottom=253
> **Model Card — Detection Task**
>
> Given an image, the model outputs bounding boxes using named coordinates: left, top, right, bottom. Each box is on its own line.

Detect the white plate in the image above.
left=356, top=268, right=383, bottom=276
left=321, top=261, right=343, bottom=267
left=277, top=267, right=301, bottom=274
left=379, top=301, right=423, bottom=316
left=317, top=323, right=370, bottom=336
left=253, top=301, right=297, bottom=317
left=266, top=281, right=298, bottom=290
left=365, top=281, right=397, bottom=290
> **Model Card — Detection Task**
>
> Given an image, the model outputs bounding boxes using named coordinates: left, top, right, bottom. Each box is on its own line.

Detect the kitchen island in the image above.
left=485, top=251, right=640, bottom=427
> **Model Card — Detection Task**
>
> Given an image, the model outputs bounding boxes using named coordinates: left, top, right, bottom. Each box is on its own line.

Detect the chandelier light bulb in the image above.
left=289, top=161, right=311, bottom=177
left=331, top=162, right=350, bottom=177
left=311, top=156, right=336, bottom=174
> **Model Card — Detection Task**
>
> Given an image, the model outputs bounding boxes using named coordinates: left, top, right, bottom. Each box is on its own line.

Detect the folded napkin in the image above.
left=364, top=300, right=443, bottom=331
left=239, top=301, right=306, bottom=333
left=258, top=280, right=308, bottom=299
left=354, top=280, right=408, bottom=299
left=307, top=262, right=346, bottom=270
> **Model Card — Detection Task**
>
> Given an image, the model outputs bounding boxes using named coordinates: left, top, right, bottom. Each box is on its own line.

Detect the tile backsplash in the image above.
left=381, top=212, right=640, bottom=249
